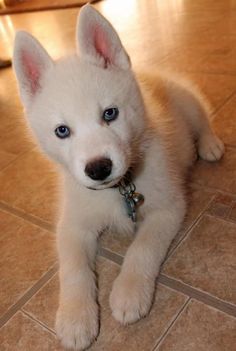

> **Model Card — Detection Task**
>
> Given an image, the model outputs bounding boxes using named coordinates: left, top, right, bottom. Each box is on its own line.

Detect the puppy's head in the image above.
left=13, top=5, right=146, bottom=189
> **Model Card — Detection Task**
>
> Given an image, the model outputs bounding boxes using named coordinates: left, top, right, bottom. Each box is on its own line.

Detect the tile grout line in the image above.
left=98, top=247, right=123, bottom=265
left=165, top=215, right=202, bottom=260
left=206, top=206, right=236, bottom=224
left=157, top=67, right=236, bottom=77
left=99, top=248, right=236, bottom=318
left=223, top=143, right=236, bottom=150
left=211, top=86, right=236, bottom=117
left=201, top=211, right=236, bottom=227
left=165, top=193, right=217, bottom=260
left=0, top=264, right=58, bottom=329
left=0, top=248, right=115, bottom=331
left=21, top=272, right=57, bottom=309
left=191, top=182, right=236, bottom=195
left=0, top=201, right=55, bottom=233
left=2, top=181, right=236, bottom=237
left=151, top=297, right=191, bottom=351
left=1, top=191, right=235, bottom=323
left=2, top=176, right=236, bottom=239
left=21, top=309, right=56, bottom=335
left=226, top=201, right=236, bottom=222
left=158, top=274, right=236, bottom=318
left=0, top=146, right=36, bottom=174
left=1, top=202, right=235, bottom=316
left=191, top=182, right=236, bottom=197
left=185, top=69, right=236, bottom=77
left=205, top=192, right=235, bottom=221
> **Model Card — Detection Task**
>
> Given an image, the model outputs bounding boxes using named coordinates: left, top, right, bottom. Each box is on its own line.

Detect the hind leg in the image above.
left=193, top=99, right=224, bottom=161
left=173, top=81, right=225, bottom=162
left=198, top=130, right=224, bottom=162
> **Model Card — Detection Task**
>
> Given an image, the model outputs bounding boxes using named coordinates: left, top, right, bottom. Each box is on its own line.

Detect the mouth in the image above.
left=87, top=176, right=122, bottom=190
left=85, top=165, right=133, bottom=191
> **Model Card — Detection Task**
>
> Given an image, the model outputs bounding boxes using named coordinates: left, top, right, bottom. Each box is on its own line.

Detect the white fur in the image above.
left=13, top=4, right=224, bottom=350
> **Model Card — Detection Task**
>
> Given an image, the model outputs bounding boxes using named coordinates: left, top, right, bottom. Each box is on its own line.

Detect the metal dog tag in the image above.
left=124, top=196, right=137, bottom=222
left=119, top=179, right=144, bottom=223
left=132, top=192, right=145, bottom=207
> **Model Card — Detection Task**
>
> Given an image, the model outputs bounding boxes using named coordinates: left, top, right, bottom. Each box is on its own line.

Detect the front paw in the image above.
left=55, top=299, right=99, bottom=350
left=109, top=272, right=155, bottom=325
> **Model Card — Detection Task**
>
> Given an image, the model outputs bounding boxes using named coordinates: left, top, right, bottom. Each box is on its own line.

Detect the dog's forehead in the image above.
left=52, top=57, right=130, bottom=101
left=40, top=56, right=134, bottom=125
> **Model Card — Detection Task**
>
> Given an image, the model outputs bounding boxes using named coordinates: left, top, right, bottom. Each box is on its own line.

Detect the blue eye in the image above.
left=103, top=107, right=119, bottom=122
left=55, top=125, right=70, bottom=139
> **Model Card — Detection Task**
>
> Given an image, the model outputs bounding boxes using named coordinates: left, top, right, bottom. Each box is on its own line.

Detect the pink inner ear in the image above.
left=21, top=50, right=41, bottom=94
left=93, top=26, right=112, bottom=67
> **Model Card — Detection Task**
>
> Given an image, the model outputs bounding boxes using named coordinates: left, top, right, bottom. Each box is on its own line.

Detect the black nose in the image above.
left=85, top=158, right=112, bottom=181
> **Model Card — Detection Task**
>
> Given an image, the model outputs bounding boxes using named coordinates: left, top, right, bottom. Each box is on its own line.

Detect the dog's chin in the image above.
left=87, top=177, right=122, bottom=190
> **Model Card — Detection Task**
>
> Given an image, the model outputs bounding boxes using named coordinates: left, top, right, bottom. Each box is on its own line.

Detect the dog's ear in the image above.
left=76, top=4, right=131, bottom=69
left=13, top=31, right=53, bottom=107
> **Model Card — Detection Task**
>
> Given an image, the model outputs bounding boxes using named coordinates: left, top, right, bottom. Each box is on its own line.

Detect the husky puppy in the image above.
left=13, top=4, right=224, bottom=350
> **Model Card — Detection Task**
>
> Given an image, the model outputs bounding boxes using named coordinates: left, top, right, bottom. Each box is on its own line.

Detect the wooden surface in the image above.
left=0, top=0, right=98, bottom=14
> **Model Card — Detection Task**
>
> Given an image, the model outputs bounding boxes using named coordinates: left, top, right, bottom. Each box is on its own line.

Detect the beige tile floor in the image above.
left=0, top=0, right=236, bottom=349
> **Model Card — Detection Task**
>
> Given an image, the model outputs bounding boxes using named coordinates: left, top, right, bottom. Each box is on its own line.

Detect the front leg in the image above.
left=55, top=208, right=100, bottom=350
left=110, top=198, right=186, bottom=324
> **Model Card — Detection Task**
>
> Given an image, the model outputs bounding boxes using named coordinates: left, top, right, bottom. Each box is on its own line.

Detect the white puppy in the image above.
left=13, top=4, right=224, bottom=350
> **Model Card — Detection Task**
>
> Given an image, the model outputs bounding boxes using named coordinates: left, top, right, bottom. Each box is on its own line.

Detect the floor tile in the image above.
left=157, top=65, right=236, bottom=113
left=23, top=258, right=120, bottom=330
left=100, top=187, right=214, bottom=257
left=0, top=210, right=56, bottom=317
left=197, top=16, right=236, bottom=72
left=22, top=274, right=59, bottom=331
left=0, top=68, right=35, bottom=170
left=157, top=33, right=236, bottom=90
left=163, top=215, right=236, bottom=305
left=99, top=230, right=133, bottom=257
left=173, top=33, right=236, bottom=56
left=185, top=73, right=236, bottom=113
left=158, top=49, right=206, bottom=73
left=168, top=187, right=215, bottom=253
left=205, top=24, right=236, bottom=41
left=205, top=193, right=234, bottom=219
left=0, top=149, right=59, bottom=226
left=99, top=3, right=178, bottom=67
left=180, top=0, right=236, bottom=13
left=229, top=201, right=236, bottom=223
left=171, top=13, right=220, bottom=35
left=192, top=146, right=236, bottom=194
left=0, top=9, right=78, bottom=59
left=23, top=257, right=187, bottom=351
left=0, top=1, right=176, bottom=67
left=199, top=49, right=236, bottom=75
left=0, top=1, right=223, bottom=73
left=156, top=300, right=236, bottom=351
left=0, top=0, right=88, bottom=15
left=90, top=284, right=188, bottom=351
left=213, top=94, right=236, bottom=146
left=182, top=186, right=214, bottom=231
left=0, top=311, right=63, bottom=351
